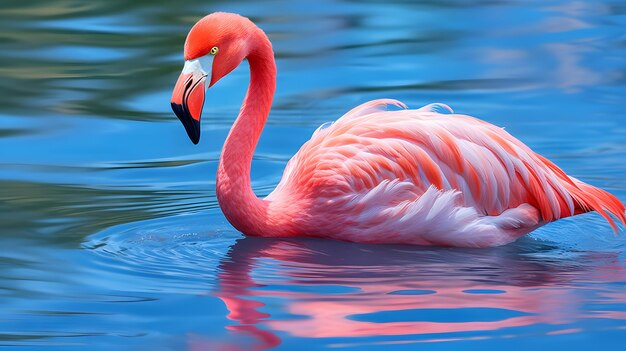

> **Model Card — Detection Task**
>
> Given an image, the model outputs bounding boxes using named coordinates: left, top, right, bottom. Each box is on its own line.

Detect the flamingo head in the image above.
left=171, top=12, right=254, bottom=144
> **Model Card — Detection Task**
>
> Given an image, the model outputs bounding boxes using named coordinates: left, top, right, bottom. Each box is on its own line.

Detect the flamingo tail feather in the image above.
left=566, top=179, right=626, bottom=232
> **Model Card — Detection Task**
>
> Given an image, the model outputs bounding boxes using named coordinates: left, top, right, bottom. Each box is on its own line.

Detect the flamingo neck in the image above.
left=216, top=31, right=276, bottom=235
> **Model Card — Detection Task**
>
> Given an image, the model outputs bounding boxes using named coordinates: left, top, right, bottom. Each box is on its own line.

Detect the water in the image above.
left=1, top=0, right=625, bottom=349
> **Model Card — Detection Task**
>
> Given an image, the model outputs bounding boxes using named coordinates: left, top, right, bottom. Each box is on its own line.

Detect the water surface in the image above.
left=1, top=0, right=626, bottom=350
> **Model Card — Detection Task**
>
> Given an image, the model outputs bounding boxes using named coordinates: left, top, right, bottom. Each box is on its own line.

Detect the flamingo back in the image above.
left=265, top=99, right=625, bottom=247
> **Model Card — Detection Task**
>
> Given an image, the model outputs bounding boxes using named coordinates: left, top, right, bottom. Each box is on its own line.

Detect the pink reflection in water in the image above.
left=190, top=238, right=626, bottom=350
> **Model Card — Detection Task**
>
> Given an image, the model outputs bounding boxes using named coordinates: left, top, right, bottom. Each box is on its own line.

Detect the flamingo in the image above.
left=170, top=12, right=625, bottom=247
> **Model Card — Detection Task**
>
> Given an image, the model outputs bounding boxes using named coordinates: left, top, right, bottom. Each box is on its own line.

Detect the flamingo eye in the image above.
left=210, top=46, right=219, bottom=55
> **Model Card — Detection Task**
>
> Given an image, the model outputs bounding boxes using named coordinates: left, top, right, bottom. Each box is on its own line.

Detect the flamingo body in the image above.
left=171, top=13, right=625, bottom=247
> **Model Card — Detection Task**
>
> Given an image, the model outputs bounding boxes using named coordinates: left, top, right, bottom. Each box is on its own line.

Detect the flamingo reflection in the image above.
left=191, top=237, right=626, bottom=350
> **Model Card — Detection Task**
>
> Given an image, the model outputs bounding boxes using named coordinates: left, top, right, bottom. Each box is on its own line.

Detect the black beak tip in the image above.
left=171, top=102, right=201, bottom=144
left=190, top=132, right=200, bottom=145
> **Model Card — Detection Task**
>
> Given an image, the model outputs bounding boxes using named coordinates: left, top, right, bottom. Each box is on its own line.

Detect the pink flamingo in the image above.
left=171, top=12, right=625, bottom=247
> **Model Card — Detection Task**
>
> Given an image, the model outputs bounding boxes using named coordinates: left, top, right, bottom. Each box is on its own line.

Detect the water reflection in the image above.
left=198, top=236, right=626, bottom=349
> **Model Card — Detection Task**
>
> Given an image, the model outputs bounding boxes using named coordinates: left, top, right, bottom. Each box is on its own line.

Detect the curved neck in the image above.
left=216, top=30, right=276, bottom=235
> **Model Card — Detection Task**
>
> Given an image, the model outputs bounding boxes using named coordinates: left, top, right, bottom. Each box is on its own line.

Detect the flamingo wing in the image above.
left=268, top=99, right=625, bottom=246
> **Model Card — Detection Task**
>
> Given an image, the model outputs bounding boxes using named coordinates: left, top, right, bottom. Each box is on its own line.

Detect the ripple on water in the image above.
left=83, top=212, right=240, bottom=294
left=348, top=307, right=535, bottom=323
left=388, top=289, right=437, bottom=295
left=75, top=212, right=626, bottom=348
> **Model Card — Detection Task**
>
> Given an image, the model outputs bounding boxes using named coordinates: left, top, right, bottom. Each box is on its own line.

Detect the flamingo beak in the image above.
left=171, top=58, right=212, bottom=144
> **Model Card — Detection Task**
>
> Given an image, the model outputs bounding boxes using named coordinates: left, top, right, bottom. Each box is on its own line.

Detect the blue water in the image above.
left=1, top=0, right=626, bottom=350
